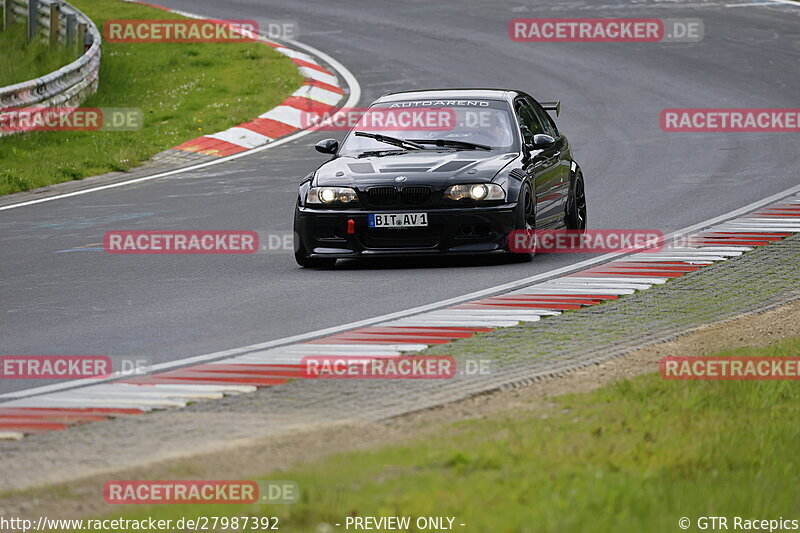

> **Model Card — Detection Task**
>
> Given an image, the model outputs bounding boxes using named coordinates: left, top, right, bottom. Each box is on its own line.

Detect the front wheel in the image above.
left=507, top=183, right=536, bottom=263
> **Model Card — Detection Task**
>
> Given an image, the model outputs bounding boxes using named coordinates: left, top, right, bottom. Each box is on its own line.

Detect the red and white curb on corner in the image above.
left=2, top=193, right=800, bottom=439
left=127, top=1, right=345, bottom=158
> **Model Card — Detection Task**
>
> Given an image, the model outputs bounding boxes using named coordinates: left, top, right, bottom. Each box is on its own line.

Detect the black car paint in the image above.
left=294, top=89, right=582, bottom=263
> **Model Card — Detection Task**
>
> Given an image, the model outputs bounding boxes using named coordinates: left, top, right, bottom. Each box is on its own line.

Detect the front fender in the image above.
left=297, top=174, right=314, bottom=207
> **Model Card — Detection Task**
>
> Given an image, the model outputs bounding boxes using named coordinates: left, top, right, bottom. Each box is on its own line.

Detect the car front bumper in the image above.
left=295, top=203, right=518, bottom=258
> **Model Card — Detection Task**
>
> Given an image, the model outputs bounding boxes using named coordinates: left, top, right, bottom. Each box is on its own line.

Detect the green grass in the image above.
left=88, top=336, right=800, bottom=533
left=0, top=23, right=75, bottom=87
left=0, top=0, right=304, bottom=196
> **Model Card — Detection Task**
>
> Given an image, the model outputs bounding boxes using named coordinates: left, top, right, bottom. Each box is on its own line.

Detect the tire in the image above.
left=508, top=183, right=536, bottom=263
left=294, top=207, right=337, bottom=268
left=565, top=171, right=587, bottom=232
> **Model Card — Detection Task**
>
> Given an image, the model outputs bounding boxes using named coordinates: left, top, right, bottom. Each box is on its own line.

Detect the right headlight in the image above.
left=443, top=184, right=505, bottom=201
left=307, top=186, right=359, bottom=205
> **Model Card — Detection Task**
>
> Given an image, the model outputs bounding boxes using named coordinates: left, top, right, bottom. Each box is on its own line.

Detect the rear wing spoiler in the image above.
left=541, top=101, right=561, bottom=117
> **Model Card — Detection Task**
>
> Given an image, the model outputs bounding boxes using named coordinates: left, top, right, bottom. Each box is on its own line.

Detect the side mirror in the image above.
left=532, top=134, right=556, bottom=149
left=315, top=139, right=339, bottom=154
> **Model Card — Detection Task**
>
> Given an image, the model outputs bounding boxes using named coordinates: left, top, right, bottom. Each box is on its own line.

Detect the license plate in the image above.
left=368, top=213, right=428, bottom=228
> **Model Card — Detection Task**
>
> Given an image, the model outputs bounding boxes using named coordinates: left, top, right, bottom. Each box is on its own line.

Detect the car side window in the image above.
left=514, top=100, right=546, bottom=137
left=529, top=99, right=559, bottom=138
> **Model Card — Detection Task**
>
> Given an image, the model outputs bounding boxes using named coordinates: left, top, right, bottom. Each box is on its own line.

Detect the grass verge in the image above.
left=0, top=23, right=75, bottom=87
left=91, top=335, right=800, bottom=533
left=0, top=0, right=304, bottom=196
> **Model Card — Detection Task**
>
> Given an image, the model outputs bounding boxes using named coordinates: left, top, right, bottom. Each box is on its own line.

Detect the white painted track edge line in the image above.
left=760, top=0, right=800, bottom=7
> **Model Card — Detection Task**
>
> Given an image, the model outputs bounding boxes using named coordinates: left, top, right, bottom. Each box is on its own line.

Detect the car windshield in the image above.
left=338, top=99, right=518, bottom=156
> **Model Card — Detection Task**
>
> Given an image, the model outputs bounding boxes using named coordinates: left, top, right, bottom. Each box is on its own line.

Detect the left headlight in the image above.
left=307, top=186, right=359, bottom=205
left=443, top=183, right=505, bottom=201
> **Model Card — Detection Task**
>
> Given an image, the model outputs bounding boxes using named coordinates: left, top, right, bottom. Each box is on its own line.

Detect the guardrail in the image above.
left=0, top=0, right=101, bottom=135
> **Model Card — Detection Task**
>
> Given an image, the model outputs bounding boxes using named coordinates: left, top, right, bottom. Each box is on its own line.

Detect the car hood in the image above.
left=314, top=150, right=519, bottom=189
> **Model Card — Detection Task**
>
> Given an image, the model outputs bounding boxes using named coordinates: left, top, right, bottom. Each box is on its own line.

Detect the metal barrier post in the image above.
left=27, top=0, right=39, bottom=41
left=64, top=10, right=74, bottom=45
left=76, top=20, right=85, bottom=56
left=49, top=1, right=60, bottom=45
left=3, top=0, right=12, bottom=31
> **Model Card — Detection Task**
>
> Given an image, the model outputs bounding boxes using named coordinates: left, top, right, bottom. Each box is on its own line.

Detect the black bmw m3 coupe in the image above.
left=294, top=89, right=587, bottom=267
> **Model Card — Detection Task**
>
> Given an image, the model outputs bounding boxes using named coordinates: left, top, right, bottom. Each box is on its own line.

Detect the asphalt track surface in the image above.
left=1, top=0, right=798, bottom=394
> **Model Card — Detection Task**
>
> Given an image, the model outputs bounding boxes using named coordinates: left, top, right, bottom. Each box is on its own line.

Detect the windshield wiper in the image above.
left=356, top=149, right=411, bottom=158
left=409, top=139, right=491, bottom=151
left=354, top=131, right=426, bottom=150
